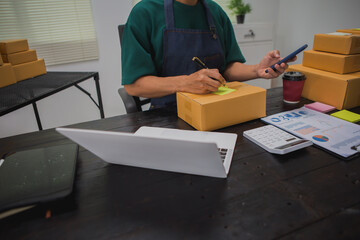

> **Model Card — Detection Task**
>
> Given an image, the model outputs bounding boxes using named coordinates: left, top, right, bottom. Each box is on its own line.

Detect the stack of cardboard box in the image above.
left=0, top=39, right=46, bottom=86
left=0, top=44, right=17, bottom=88
left=287, top=29, right=360, bottom=110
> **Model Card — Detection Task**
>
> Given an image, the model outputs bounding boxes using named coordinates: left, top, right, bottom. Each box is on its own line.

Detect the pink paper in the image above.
left=305, top=102, right=336, bottom=113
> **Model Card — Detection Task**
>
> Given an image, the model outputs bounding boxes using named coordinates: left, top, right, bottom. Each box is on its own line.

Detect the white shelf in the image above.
left=233, top=23, right=274, bottom=89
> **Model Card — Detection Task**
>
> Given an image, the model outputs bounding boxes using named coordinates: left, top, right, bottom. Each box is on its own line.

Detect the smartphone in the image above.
left=265, top=44, right=308, bottom=73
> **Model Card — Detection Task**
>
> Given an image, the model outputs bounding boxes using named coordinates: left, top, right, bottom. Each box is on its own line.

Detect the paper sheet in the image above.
left=262, top=107, right=360, bottom=158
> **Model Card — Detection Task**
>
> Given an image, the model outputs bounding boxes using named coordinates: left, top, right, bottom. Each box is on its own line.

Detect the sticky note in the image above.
left=213, top=86, right=236, bottom=95
left=331, top=110, right=360, bottom=123
left=305, top=102, right=336, bottom=113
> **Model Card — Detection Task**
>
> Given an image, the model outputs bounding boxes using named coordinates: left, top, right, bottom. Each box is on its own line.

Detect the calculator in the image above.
left=243, top=125, right=313, bottom=154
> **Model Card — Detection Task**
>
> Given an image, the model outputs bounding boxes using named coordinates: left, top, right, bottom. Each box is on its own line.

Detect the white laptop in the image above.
left=56, top=126, right=237, bottom=178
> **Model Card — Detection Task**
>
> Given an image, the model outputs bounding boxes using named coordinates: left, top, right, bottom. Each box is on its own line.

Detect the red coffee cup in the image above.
left=282, top=71, right=306, bottom=103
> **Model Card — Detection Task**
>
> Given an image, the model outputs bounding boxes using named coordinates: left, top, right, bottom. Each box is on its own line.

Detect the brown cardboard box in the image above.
left=287, top=64, right=360, bottom=110
left=2, top=50, right=38, bottom=65
left=337, top=28, right=360, bottom=35
left=176, top=82, right=266, bottom=131
left=313, top=33, right=360, bottom=54
left=12, top=59, right=46, bottom=82
left=0, top=63, right=17, bottom=88
left=303, top=50, right=360, bottom=74
left=0, top=39, right=29, bottom=54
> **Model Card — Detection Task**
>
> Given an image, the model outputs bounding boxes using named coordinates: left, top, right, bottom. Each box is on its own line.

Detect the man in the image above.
left=121, top=0, right=294, bottom=108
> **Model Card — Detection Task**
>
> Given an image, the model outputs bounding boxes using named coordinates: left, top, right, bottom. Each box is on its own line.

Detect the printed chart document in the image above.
left=262, top=107, right=360, bottom=158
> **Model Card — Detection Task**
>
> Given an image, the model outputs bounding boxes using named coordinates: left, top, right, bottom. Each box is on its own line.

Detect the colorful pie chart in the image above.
left=312, top=135, right=329, bottom=142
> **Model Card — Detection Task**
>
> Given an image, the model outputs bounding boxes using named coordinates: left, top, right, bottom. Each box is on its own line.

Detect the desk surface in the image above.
left=0, top=88, right=359, bottom=240
left=0, top=71, right=98, bottom=116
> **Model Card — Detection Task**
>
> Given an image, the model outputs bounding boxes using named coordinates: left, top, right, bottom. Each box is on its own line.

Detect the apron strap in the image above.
left=164, top=0, right=217, bottom=37
left=201, top=0, right=217, bottom=38
left=164, top=0, right=175, bottom=29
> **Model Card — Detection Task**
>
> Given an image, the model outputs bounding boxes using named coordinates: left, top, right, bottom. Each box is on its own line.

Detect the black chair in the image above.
left=118, top=24, right=151, bottom=113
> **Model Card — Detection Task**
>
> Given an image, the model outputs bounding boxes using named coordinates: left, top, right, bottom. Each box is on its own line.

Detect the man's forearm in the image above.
left=124, top=75, right=181, bottom=98
left=223, top=62, right=259, bottom=82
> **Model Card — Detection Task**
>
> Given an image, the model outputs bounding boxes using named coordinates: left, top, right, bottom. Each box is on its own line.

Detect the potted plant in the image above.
left=228, top=0, right=252, bottom=24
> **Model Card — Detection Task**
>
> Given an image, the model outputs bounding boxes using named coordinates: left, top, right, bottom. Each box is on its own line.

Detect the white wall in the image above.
left=275, top=0, right=360, bottom=56
left=241, top=0, right=279, bottom=25
left=272, top=0, right=360, bottom=86
left=0, top=0, right=133, bottom=138
left=209, top=0, right=279, bottom=24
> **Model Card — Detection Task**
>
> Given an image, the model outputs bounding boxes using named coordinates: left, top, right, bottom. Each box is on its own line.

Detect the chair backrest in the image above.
left=118, top=24, right=150, bottom=113
left=118, top=24, right=125, bottom=46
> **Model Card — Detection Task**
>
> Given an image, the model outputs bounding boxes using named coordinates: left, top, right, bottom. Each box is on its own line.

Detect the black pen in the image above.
left=192, top=57, right=227, bottom=87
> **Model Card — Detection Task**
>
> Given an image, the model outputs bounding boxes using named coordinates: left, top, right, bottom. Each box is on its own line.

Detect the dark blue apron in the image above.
left=150, top=0, right=225, bottom=108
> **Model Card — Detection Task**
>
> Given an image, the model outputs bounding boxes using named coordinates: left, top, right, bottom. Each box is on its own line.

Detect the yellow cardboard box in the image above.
left=337, top=28, right=360, bottom=35
left=287, top=64, right=360, bottom=110
left=12, top=59, right=46, bottom=82
left=313, top=33, right=360, bottom=54
left=303, top=50, right=360, bottom=74
left=0, top=39, right=29, bottom=54
left=2, top=49, right=38, bottom=65
left=0, top=63, right=17, bottom=88
left=176, top=82, right=266, bottom=131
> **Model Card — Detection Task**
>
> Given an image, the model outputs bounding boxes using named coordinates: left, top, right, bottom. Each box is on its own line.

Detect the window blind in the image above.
left=0, top=0, right=99, bottom=66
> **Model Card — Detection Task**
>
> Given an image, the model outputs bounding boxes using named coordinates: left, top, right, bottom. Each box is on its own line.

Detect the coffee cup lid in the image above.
left=283, top=71, right=306, bottom=81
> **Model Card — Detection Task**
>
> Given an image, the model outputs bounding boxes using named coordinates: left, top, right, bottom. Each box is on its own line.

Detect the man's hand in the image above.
left=178, top=68, right=224, bottom=94
left=256, top=50, right=297, bottom=79
left=124, top=68, right=225, bottom=98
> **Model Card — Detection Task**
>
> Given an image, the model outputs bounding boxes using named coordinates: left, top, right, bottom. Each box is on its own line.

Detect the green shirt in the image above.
left=121, top=0, right=245, bottom=85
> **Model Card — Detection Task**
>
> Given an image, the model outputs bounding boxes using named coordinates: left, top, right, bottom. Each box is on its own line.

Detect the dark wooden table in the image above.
left=0, top=88, right=359, bottom=240
left=0, top=72, right=104, bottom=130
